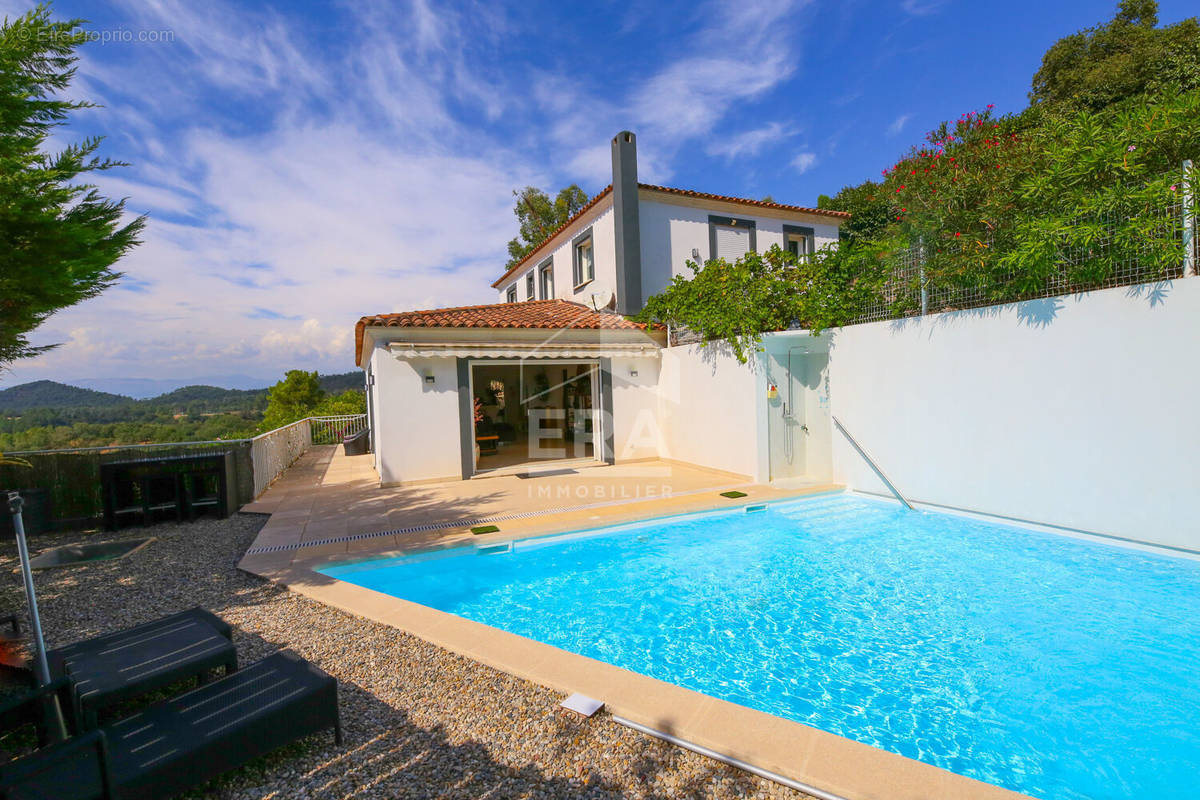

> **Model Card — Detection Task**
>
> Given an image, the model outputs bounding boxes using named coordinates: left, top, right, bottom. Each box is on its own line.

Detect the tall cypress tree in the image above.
left=1, top=5, right=144, bottom=368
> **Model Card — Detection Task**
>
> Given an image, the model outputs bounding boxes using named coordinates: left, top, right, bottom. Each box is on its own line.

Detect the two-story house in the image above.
left=491, top=131, right=848, bottom=313
left=356, top=132, right=848, bottom=486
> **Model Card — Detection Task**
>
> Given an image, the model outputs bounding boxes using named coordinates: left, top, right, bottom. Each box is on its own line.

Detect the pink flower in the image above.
left=1127, top=145, right=1137, bottom=152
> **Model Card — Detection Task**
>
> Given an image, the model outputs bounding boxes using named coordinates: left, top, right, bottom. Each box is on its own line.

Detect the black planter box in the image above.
left=0, top=488, right=52, bottom=538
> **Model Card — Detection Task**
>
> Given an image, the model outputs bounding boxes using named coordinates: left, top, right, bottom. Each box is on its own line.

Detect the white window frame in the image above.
left=539, top=258, right=554, bottom=299
left=505, top=285, right=517, bottom=303
left=525, top=271, right=536, bottom=300
left=572, top=227, right=595, bottom=289
left=783, top=224, right=816, bottom=261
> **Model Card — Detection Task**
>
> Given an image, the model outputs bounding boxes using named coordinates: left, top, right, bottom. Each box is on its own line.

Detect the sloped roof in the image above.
left=355, top=299, right=653, bottom=365
left=490, top=183, right=850, bottom=288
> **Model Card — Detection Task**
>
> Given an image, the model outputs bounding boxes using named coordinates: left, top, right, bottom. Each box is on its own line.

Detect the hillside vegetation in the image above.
left=0, top=371, right=365, bottom=451
left=0, top=380, right=131, bottom=410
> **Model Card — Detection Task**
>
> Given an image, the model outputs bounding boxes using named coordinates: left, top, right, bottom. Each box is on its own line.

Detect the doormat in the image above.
left=719, top=490, right=748, bottom=499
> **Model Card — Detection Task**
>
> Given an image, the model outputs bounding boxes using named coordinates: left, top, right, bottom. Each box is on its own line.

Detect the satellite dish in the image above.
left=587, top=281, right=615, bottom=311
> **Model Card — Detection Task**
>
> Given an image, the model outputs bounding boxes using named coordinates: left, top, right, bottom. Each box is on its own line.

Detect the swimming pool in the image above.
left=319, top=493, right=1200, bottom=799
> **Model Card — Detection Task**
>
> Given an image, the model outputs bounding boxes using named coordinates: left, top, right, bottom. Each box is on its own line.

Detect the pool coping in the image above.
left=239, top=491, right=1032, bottom=800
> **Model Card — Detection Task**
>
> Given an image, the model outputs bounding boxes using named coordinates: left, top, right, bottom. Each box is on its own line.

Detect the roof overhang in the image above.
left=360, top=324, right=666, bottom=366
left=387, top=341, right=661, bottom=360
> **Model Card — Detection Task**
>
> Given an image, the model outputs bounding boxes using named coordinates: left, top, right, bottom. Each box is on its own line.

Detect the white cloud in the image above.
left=2, top=0, right=821, bottom=387
left=791, top=152, right=817, bottom=174
left=887, top=113, right=912, bottom=137
left=900, top=0, right=944, bottom=15
left=708, top=122, right=797, bottom=159
left=540, top=0, right=812, bottom=184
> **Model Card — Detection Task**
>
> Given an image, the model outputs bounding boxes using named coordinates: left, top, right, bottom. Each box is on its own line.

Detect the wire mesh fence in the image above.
left=853, top=162, right=1197, bottom=324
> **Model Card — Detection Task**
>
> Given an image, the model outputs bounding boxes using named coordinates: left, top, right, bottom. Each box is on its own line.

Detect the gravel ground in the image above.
left=0, top=515, right=812, bottom=799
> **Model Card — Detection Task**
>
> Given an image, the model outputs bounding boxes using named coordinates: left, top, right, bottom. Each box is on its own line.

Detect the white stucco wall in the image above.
left=827, top=279, right=1200, bottom=550
left=638, top=197, right=842, bottom=305
left=371, top=350, right=463, bottom=484
left=609, top=356, right=663, bottom=462
left=658, top=343, right=763, bottom=480
left=495, top=203, right=617, bottom=305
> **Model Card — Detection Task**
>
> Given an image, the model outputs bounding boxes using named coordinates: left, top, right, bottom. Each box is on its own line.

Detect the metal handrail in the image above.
left=832, top=416, right=913, bottom=510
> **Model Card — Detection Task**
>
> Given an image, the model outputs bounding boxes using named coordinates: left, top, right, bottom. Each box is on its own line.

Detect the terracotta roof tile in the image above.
left=639, top=184, right=850, bottom=219
left=490, top=183, right=850, bottom=288
left=355, top=299, right=652, bottom=365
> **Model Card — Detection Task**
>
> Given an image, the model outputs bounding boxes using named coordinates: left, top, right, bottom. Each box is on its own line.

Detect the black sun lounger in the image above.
left=0, top=650, right=341, bottom=800
left=47, top=607, right=238, bottom=730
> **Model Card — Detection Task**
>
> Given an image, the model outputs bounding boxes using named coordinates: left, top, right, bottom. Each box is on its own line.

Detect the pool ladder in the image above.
left=832, top=417, right=914, bottom=511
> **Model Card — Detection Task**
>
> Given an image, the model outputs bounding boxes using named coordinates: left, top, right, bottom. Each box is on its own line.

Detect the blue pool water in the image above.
left=320, top=494, right=1200, bottom=799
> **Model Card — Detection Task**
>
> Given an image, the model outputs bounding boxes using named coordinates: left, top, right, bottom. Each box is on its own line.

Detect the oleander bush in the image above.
left=639, top=2, right=1200, bottom=359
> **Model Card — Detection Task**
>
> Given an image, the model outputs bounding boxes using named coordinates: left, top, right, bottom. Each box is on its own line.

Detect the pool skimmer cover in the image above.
left=560, top=693, right=604, bottom=717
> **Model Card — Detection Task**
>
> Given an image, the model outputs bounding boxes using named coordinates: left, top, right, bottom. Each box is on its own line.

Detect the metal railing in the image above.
left=853, top=160, right=1198, bottom=324
left=249, top=415, right=367, bottom=497
left=310, top=414, right=368, bottom=445
left=832, top=416, right=912, bottom=510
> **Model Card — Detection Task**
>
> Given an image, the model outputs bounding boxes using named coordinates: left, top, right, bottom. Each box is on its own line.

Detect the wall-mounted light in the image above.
left=629, top=367, right=639, bottom=378
left=424, top=373, right=435, bottom=384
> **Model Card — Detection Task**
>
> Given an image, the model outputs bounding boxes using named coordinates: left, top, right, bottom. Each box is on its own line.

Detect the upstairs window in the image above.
left=783, top=225, right=816, bottom=260
left=708, top=215, right=756, bottom=263
left=539, top=259, right=554, bottom=299
left=525, top=271, right=536, bottom=300
left=506, top=285, right=517, bottom=303
left=572, top=228, right=595, bottom=288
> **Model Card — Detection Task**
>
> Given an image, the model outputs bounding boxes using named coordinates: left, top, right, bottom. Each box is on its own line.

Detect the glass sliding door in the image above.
left=469, top=360, right=600, bottom=474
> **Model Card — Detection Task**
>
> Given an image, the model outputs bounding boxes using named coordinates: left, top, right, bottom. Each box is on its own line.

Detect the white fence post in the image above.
left=1184, top=159, right=1196, bottom=277
left=917, top=237, right=929, bottom=315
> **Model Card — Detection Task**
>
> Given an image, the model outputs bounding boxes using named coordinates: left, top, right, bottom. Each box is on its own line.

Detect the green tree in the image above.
left=0, top=6, right=145, bottom=367
left=313, top=389, right=366, bottom=417
left=817, top=181, right=893, bottom=245
left=505, top=185, right=589, bottom=268
left=1030, top=0, right=1200, bottom=112
left=259, top=370, right=325, bottom=431
left=637, top=245, right=884, bottom=362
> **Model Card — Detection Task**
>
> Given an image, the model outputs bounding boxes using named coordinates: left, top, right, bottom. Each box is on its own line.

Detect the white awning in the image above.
left=388, top=342, right=661, bottom=360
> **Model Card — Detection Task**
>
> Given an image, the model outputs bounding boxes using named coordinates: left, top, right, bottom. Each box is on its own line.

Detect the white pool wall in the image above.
left=826, top=278, right=1200, bottom=551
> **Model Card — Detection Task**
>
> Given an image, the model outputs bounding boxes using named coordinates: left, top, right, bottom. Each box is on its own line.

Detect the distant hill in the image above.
left=0, top=380, right=132, bottom=411
left=73, top=374, right=273, bottom=398
left=0, top=372, right=363, bottom=414
left=152, top=385, right=268, bottom=411
left=318, top=372, right=363, bottom=394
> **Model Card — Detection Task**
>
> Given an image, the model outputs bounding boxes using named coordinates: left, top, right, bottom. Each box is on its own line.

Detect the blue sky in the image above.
left=2, top=0, right=1196, bottom=389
